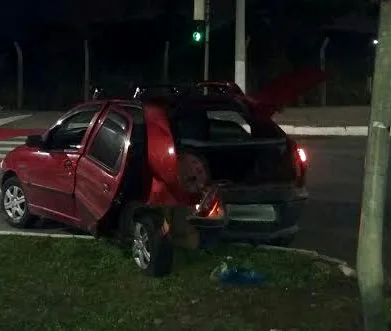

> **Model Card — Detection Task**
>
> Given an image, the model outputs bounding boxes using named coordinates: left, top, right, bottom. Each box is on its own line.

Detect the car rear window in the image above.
left=172, top=106, right=285, bottom=143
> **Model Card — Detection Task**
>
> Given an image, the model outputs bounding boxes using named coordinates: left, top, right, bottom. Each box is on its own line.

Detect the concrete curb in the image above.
left=0, top=230, right=94, bottom=240
left=242, top=124, right=370, bottom=136
left=256, top=244, right=357, bottom=278
left=0, top=124, right=371, bottom=137
left=279, top=125, right=369, bottom=136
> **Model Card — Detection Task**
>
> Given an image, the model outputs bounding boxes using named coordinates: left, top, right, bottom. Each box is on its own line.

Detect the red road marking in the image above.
left=0, top=128, right=44, bottom=141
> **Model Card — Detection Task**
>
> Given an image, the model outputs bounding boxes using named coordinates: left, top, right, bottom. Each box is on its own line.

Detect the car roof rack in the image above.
left=131, top=81, right=244, bottom=100
left=91, top=81, right=246, bottom=111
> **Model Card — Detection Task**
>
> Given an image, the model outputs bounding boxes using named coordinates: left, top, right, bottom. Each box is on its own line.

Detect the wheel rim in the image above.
left=132, top=223, right=151, bottom=270
left=3, top=185, right=26, bottom=223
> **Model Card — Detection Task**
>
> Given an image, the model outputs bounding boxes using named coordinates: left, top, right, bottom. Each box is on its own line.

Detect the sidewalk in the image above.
left=0, top=106, right=371, bottom=136
left=275, top=106, right=370, bottom=127
left=0, top=110, right=64, bottom=129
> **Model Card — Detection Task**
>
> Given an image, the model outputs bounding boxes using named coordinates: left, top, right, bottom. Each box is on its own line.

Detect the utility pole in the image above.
left=14, top=42, right=23, bottom=110
left=203, top=0, right=210, bottom=82
left=235, top=0, right=246, bottom=93
left=357, top=1, right=391, bottom=331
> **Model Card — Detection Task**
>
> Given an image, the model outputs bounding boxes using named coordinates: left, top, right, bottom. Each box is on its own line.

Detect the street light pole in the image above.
left=320, top=37, right=330, bottom=107
left=83, top=40, right=90, bottom=102
left=163, top=40, right=170, bottom=84
left=203, top=0, right=210, bottom=82
left=235, top=0, right=246, bottom=93
left=14, top=42, right=23, bottom=110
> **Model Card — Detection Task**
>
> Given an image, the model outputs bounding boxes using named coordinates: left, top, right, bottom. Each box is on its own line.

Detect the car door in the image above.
left=25, top=103, right=104, bottom=223
left=74, top=105, right=134, bottom=231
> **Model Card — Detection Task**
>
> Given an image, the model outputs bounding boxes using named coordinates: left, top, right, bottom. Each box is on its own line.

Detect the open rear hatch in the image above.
left=179, top=137, right=297, bottom=185
left=170, top=94, right=305, bottom=195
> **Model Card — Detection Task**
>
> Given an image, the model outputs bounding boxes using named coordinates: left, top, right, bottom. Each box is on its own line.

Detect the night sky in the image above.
left=0, top=0, right=378, bottom=42
left=0, top=0, right=380, bottom=108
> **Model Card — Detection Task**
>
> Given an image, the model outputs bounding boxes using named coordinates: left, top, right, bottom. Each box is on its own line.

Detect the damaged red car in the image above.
left=0, top=69, right=323, bottom=276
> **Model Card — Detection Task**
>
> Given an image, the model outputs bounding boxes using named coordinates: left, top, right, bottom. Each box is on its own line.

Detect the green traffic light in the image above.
left=192, top=31, right=203, bottom=43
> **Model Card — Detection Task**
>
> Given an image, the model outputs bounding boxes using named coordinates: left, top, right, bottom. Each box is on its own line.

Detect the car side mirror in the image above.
left=26, top=134, right=44, bottom=149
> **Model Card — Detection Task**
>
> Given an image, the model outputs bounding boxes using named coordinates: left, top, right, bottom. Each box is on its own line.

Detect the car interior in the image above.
left=173, top=107, right=252, bottom=144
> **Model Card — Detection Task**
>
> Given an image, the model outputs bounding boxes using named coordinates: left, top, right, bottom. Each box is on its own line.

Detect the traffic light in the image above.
left=193, top=31, right=203, bottom=43
left=192, top=21, right=205, bottom=44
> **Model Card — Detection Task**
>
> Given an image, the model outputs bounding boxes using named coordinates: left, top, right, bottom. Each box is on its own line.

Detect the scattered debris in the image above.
left=210, top=258, right=267, bottom=285
left=338, top=264, right=357, bottom=278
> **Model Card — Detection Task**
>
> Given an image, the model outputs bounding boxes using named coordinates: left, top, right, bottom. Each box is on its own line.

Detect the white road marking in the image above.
left=0, top=115, right=31, bottom=126
left=0, top=136, right=27, bottom=159
left=0, top=140, right=26, bottom=145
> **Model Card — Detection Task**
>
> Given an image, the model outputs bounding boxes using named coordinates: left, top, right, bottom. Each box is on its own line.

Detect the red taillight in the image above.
left=294, top=146, right=307, bottom=187
left=297, top=147, right=307, bottom=163
left=194, top=187, right=224, bottom=218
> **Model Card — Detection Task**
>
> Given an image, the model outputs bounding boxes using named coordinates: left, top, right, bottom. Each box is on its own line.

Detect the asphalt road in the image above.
left=295, top=136, right=391, bottom=271
left=0, top=131, right=389, bottom=270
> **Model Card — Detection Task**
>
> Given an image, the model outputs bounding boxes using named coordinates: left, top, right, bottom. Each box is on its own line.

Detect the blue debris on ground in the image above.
left=210, top=257, right=268, bottom=285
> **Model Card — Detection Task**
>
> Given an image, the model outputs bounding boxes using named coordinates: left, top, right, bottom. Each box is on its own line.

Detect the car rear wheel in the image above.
left=1, top=176, right=35, bottom=228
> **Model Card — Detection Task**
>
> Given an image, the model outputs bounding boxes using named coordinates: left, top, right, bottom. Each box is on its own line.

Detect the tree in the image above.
left=357, top=1, right=391, bottom=331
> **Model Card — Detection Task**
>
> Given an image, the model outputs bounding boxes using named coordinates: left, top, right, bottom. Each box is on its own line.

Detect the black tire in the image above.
left=119, top=207, right=173, bottom=277
left=1, top=176, right=36, bottom=228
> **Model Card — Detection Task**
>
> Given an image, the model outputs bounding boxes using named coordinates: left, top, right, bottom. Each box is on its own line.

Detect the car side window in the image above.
left=48, top=105, right=100, bottom=150
left=87, top=111, right=129, bottom=173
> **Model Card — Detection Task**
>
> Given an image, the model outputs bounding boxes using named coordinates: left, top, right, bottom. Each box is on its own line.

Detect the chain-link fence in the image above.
left=0, top=36, right=373, bottom=110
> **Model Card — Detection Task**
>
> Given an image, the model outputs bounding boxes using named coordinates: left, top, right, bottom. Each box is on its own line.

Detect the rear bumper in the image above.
left=197, top=186, right=308, bottom=244
left=221, top=197, right=306, bottom=239
left=174, top=185, right=307, bottom=248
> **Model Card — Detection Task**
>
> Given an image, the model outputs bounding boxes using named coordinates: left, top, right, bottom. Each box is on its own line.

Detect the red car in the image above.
left=0, top=70, right=324, bottom=277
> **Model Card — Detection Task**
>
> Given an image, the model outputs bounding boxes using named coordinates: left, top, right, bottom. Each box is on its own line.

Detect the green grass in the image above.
left=0, top=236, right=375, bottom=331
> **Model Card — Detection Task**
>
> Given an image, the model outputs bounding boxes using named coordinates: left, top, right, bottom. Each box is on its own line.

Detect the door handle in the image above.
left=103, top=183, right=110, bottom=192
left=64, top=159, right=73, bottom=169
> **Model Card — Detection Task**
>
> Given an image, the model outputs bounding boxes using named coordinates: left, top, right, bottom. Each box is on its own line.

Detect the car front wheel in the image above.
left=1, top=176, right=35, bottom=228
left=119, top=208, right=173, bottom=277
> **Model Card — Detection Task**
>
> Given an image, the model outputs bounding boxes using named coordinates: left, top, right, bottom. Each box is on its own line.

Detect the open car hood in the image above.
left=244, top=67, right=328, bottom=119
